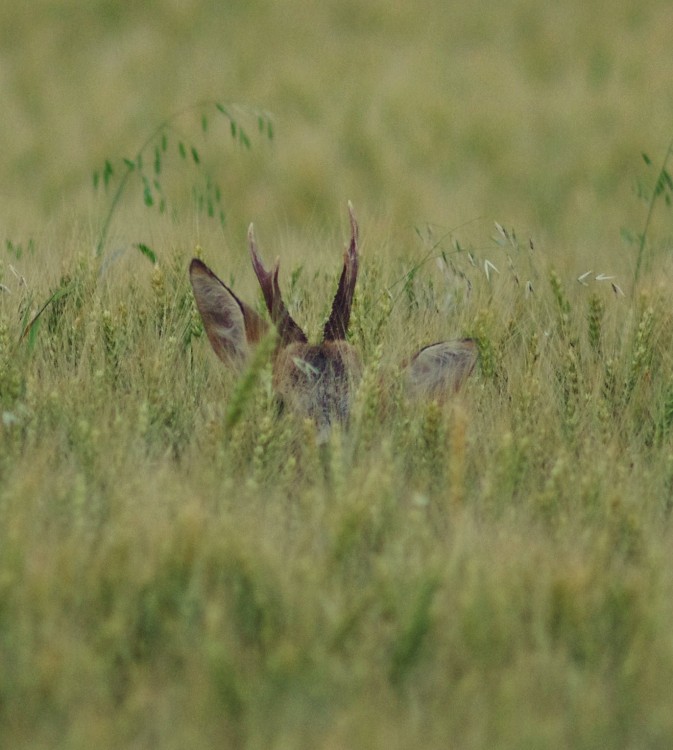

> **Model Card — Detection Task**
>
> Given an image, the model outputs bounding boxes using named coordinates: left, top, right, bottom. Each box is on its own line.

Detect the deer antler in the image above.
left=248, top=224, right=308, bottom=345
left=323, top=202, right=359, bottom=342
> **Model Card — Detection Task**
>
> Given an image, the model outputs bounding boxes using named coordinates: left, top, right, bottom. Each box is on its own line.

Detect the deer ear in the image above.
left=190, top=258, right=268, bottom=367
left=405, top=339, right=478, bottom=399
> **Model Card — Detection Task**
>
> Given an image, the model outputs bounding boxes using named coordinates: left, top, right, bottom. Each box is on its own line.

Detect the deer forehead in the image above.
left=273, top=341, right=362, bottom=384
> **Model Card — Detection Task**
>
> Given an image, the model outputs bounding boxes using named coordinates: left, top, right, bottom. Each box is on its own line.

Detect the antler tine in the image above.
left=347, top=199, right=358, bottom=246
left=248, top=223, right=307, bottom=345
left=248, top=223, right=275, bottom=313
left=323, top=202, right=359, bottom=342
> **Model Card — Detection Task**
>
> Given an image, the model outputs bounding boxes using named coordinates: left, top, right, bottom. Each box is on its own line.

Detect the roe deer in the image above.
left=189, top=204, right=477, bottom=436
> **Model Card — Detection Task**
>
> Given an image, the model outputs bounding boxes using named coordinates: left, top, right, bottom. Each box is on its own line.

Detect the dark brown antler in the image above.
left=248, top=224, right=307, bottom=345
left=323, top=202, right=359, bottom=342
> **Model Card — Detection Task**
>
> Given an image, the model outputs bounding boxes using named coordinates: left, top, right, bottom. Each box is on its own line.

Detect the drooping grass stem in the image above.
left=633, top=136, right=673, bottom=291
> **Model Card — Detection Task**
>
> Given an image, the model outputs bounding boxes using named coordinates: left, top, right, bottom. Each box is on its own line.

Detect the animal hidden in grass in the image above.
left=189, top=203, right=477, bottom=437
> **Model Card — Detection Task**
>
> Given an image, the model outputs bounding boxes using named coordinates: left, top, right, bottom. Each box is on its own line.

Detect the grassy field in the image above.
left=2, top=1, right=673, bottom=748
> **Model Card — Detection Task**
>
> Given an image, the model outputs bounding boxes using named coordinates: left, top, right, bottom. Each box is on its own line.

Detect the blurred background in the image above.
left=1, top=0, right=672, bottom=270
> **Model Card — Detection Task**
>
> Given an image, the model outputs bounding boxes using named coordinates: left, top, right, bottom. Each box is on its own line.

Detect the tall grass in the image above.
left=3, top=1, right=673, bottom=746
left=2, top=214, right=673, bottom=748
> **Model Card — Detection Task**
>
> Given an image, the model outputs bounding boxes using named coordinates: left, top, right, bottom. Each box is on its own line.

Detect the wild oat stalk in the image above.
left=17, top=103, right=273, bottom=351
left=633, top=136, right=673, bottom=289
left=93, top=100, right=274, bottom=258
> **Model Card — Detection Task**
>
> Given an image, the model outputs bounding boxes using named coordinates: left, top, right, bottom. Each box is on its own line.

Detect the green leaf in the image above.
left=663, top=169, right=673, bottom=191
left=27, top=318, right=40, bottom=351
left=142, top=177, right=154, bottom=207
left=389, top=578, right=439, bottom=686
left=123, top=158, right=136, bottom=171
left=135, top=243, right=157, bottom=264
left=202, top=114, right=208, bottom=132
left=178, top=141, right=187, bottom=159
left=642, top=152, right=652, bottom=166
left=655, top=174, right=666, bottom=197
left=103, top=160, right=114, bottom=187
left=20, top=283, right=74, bottom=347
left=191, top=146, right=200, bottom=164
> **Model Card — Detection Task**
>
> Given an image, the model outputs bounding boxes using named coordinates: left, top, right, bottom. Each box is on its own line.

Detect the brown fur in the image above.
left=189, top=205, right=477, bottom=435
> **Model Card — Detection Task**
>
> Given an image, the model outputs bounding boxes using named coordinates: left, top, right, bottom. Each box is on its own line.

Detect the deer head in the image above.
left=189, top=204, right=477, bottom=435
